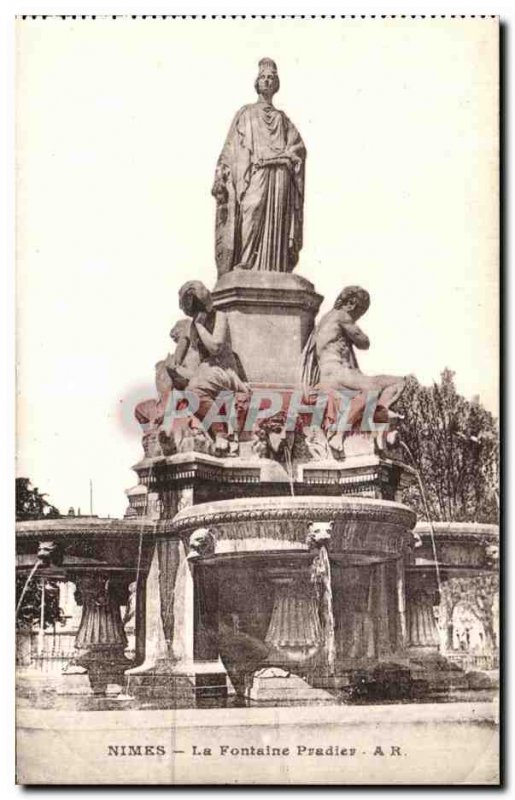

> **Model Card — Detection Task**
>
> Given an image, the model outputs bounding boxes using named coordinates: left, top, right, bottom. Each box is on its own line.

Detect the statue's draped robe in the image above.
left=214, top=101, right=306, bottom=274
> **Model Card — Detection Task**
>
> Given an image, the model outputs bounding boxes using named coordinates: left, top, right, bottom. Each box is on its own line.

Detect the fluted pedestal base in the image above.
left=73, top=573, right=131, bottom=695
left=405, top=569, right=441, bottom=657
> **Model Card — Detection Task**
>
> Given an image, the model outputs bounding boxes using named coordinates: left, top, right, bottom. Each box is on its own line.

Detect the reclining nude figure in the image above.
left=302, top=285, right=405, bottom=447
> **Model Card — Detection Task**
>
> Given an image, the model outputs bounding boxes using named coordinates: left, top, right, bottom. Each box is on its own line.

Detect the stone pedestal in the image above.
left=247, top=667, right=335, bottom=704
left=212, top=271, right=322, bottom=384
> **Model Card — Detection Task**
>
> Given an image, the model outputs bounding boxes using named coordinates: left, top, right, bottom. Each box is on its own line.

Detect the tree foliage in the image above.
left=396, top=370, right=499, bottom=523
left=16, top=575, right=66, bottom=632
left=16, top=478, right=63, bottom=630
left=16, top=477, right=60, bottom=521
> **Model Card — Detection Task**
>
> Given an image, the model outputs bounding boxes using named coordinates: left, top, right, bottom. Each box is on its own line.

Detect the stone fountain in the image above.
left=15, top=58, right=498, bottom=707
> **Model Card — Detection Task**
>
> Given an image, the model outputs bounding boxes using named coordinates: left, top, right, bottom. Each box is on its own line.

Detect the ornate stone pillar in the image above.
left=342, top=566, right=376, bottom=661
left=405, top=570, right=441, bottom=654
left=73, top=572, right=131, bottom=694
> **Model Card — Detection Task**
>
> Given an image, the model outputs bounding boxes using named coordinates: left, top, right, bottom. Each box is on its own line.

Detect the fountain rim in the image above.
left=170, top=494, right=416, bottom=535
left=414, top=521, right=498, bottom=541
left=15, top=517, right=159, bottom=541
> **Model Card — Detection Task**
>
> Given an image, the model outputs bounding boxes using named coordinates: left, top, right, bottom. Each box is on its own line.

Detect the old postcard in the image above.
left=15, top=16, right=499, bottom=785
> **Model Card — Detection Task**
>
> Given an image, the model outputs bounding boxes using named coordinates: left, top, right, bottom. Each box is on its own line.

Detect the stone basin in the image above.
left=165, top=496, right=417, bottom=686
left=170, top=494, right=416, bottom=562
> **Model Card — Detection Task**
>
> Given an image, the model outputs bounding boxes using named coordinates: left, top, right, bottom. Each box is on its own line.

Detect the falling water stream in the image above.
left=283, top=435, right=337, bottom=671
left=312, top=545, right=336, bottom=674
left=16, top=559, right=41, bottom=619
left=283, top=445, right=295, bottom=498
left=399, top=440, right=442, bottom=593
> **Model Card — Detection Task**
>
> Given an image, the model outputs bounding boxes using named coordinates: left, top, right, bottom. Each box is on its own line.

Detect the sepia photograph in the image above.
left=14, top=14, right=499, bottom=785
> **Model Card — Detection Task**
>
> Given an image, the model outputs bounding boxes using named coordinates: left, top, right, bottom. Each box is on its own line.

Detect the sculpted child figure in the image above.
left=175, top=280, right=248, bottom=456
left=135, top=318, right=198, bottom=430
left=176, top=280, right=248, bottom=400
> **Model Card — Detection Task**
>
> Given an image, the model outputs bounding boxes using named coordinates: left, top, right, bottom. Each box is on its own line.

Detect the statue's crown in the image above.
left=258, top=57, right=278, bottom=74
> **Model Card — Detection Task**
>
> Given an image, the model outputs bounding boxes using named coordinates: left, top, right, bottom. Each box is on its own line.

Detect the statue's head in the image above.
left=169, top=318, right=190, bottom=343
left=334, top=285, right=370, bottom=320
left=178, top=281, right=213, bottom=318
left=255, top=57, right=280, bottom=99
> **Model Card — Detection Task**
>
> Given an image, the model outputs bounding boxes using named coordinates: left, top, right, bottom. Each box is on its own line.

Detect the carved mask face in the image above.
left=188, top=527, right=216, bottom=559
left=309, top=522, right=333, bottom=538
left=37, top=540, right=58, bottom=564
left=307, top=521, right=333, bottom=549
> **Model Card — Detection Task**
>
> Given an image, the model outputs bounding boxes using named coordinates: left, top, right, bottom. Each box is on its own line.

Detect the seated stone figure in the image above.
left=177, top=281, right=249, bottom=455
left=159, top=319, right=198, bottom=392
left=302, top=285, right=405, bottom=451
left=135, top=318, right=198, bottom=433
left=177, top=281, right=248, bottom=399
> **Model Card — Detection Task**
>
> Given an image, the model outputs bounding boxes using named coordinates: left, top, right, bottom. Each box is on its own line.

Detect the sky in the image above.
left=15, top=17, right=499, bottom=518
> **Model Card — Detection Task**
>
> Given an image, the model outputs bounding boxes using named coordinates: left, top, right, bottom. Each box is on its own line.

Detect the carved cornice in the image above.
left=211, top=271, right=323, bottom=313
left=133, top=454, right=262, bottom=487
left=212, top=286, right=323, bottom=312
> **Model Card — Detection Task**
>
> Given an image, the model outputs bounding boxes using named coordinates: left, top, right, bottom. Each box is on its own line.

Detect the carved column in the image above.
left=73, top=572, right=131, bottom=694
left=343, top=566, right=376, bottom=661
left=405, top=570, right=441, bottom=653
